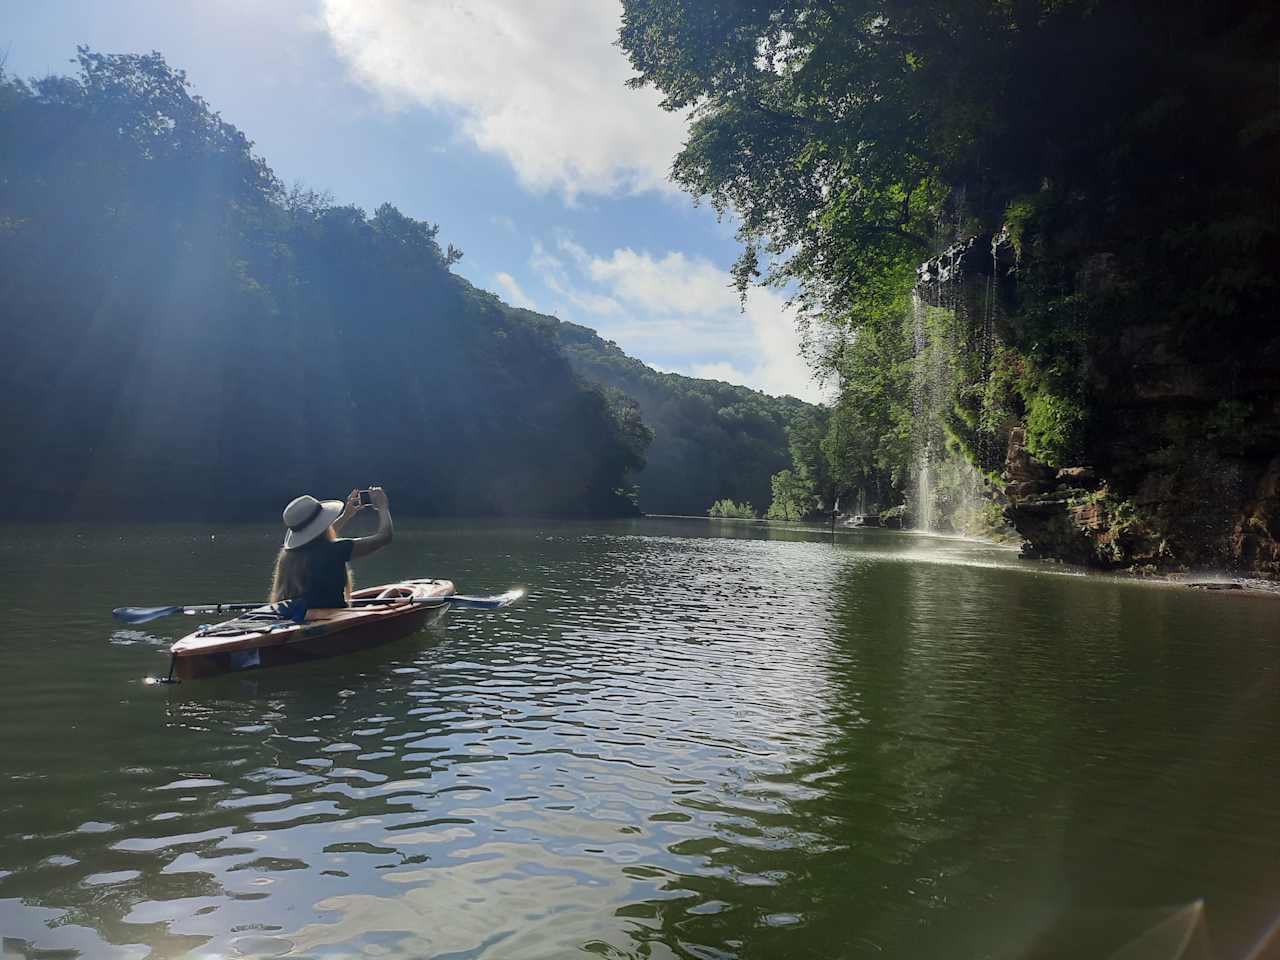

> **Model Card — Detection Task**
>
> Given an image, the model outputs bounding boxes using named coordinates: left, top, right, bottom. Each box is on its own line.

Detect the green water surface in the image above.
left=1, top=518, right=1278, bottom=959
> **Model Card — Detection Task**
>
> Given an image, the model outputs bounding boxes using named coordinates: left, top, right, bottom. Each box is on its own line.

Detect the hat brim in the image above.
left=283, top=500, right=344, bottom=550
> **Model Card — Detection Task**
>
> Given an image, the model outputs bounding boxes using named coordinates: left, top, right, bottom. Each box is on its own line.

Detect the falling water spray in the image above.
left=910, top=292, right=937, bottom=532
left=917, top=446, right=934, bottom=533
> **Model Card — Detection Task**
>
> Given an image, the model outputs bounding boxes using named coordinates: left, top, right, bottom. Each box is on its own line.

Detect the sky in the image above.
left=1, top=1, right=824, bottom=402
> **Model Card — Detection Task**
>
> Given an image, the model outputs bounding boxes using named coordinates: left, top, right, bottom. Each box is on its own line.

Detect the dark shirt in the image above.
left=297, top=537, right=355, bottom=613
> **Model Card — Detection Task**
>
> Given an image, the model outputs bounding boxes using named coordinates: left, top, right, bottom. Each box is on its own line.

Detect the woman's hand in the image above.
left=349, top=487, right=392, bottom=559
left=343, top=488, right=362, bottom=517
left=333, top=488, right=363, bottom=534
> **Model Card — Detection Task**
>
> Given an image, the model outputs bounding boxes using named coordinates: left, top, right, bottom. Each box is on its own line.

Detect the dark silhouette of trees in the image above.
left=0, top=49, right=649, bottom=520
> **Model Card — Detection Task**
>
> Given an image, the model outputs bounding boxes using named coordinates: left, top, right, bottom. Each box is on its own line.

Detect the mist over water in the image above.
left=1, top=519, right=1278, bottom=959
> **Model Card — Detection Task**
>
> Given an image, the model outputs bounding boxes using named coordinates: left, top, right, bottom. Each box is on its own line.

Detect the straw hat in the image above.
left=282, top=494, right=343, bottom=550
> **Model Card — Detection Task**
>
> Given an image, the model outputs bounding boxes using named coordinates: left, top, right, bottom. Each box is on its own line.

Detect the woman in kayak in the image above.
left=270, top=486, right=393, bottom=618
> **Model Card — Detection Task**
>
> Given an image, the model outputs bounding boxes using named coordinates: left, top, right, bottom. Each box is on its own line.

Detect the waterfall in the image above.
left=908, top=233, right=1017, bottom=541
left=910, top=292, right=938, bottom=532
left=917, top=449, right=934, bottom=533
left=910, top=266, right=987, bottom=536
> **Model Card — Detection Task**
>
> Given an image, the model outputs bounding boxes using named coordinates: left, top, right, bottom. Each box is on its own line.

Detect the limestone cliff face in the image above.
left=1234, top=456, right=1280, bottom=578
left=1003, top=314, right=1280, bottom=577
left=918, top=234, right=1280, bottom=579
left=1001, top=431, right=1280, bottom=578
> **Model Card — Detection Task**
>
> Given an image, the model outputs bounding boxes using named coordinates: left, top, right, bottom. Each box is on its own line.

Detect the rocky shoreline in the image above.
left=916, top=233, right=1280, bottom=583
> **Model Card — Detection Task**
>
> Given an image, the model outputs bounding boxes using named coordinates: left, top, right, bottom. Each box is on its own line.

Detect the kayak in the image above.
left=167, top=579, right=455, bottom=681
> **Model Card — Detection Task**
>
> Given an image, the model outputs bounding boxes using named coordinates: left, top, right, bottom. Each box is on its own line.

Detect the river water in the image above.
left=1, top=518, right=1278, bottom=960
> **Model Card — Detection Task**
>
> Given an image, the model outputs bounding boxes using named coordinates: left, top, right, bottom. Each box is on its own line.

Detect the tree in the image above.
left=765, top=469, right=816, bottom=520
left=620, top=1, right=1279, bottom=331
left=784, top=406, right=833, bottom=507
left=708, top=499, right=757, bottom=519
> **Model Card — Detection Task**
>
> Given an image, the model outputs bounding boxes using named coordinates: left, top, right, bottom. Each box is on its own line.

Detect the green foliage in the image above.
left=931, top=454, right=1014, bottom=541
left=765, top=469, right=817, bottom=520
left=622, top=0, right=1279, bottom=331
left=708, top=499, right=757, bottom=520
left=1002, top=196, right=1044, bottom=262
left=620, top=0, right=1280, bottom=550
left=820, top=284, right=917, bottom=503
left=1066, top=489, right=1165, bottom=565
left=879, top=504, right=908, bottom=524
left=1023, top=385, right=1087, bottom=468
left=0, top=51, right=647, bottom=519
left=976, top=500, right=1018, bottom=543
left=617, top=2, right=996, bottom=322
left=979, top=346, right=1027, bottom=437
left=784, top=406, right=833, bottom=505
left=529, top=317, right=810, bottom=515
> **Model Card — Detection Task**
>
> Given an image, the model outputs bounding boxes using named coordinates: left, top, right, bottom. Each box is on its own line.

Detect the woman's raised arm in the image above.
left=350, top=486, right=393, bottom=559
left=333, top=488, right=362, bottom=535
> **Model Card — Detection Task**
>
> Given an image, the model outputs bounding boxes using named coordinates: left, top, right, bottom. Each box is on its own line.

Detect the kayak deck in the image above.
left=169, top=579, right=455, bottom=680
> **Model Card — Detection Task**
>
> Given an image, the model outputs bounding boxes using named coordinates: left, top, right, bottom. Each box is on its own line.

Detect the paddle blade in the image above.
left=112, top=606, right=181, bottom=624
left=448, top=589, right=525, bottom=609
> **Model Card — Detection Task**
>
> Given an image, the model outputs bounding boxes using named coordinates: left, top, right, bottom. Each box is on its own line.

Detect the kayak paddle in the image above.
left=113, top=602, right=265, bottom=625
left=435, top=589, right=524, bottom=609
left=113, top=589, right=524, bottom=625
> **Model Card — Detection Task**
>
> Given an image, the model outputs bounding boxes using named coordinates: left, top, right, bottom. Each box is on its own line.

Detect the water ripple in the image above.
left=2, top=520, right=1280, bottom=958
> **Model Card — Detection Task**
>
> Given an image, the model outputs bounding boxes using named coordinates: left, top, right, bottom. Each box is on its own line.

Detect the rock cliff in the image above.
left=918, top=234, right=1280, bottom=579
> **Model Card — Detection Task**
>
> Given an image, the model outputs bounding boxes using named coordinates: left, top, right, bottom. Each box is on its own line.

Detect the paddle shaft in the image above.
left=114, top=589, right=522, bottom=624
left=113, top=602, right=266, bottom=624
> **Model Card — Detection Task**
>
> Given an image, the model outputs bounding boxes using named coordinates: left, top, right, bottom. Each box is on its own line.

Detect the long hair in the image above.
left=269, top=528, right=352, bottom=602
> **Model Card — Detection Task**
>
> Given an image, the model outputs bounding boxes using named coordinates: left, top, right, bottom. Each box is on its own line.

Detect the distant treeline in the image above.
left=527, top=315, right=812, bottom=515
left=0, top=49, right=815, bottom=522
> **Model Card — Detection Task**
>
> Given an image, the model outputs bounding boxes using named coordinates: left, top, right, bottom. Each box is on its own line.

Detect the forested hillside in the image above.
left=621, top=0, right=1280, bottom=574
left=0, top=50, right=650, bottom=520
left=517, top=312, right=812, bottom=515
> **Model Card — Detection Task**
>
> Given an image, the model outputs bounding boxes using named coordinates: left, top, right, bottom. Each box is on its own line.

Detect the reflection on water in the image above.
left=1, top=519, right=1279, bottom=959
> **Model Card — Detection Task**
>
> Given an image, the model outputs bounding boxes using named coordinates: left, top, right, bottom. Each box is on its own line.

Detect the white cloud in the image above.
left=690, top=361, right=752, bottom=384
left=524, top=236, right=824, bottom=402
left=531, top=240, right=625, bottom=316
left=740, top=291, right=829, bottom=402
left=588, top=248, right=738, bottom=316
left=319, top=0, right=688, bottom=197
left=493, top=272, right=536, bottom=310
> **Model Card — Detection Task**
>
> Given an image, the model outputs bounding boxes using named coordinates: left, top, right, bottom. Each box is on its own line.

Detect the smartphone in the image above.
left=358, top=489, right=373, bottom=507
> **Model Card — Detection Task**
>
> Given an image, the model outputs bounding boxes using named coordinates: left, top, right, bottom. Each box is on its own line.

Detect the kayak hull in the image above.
left=169, top=579, right=454, bottom=681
